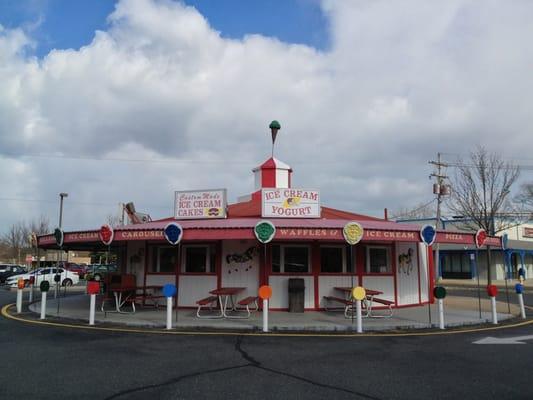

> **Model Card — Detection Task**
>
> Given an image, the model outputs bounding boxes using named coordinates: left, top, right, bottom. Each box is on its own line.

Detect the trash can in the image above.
left=288, top=278, right=305, bottom=313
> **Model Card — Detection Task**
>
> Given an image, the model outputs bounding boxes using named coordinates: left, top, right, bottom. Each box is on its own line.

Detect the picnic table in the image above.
left=210, top=287, right=245, bottom=318
left=101, top=285, right=164, bottom=314
left=196, top=287, right=258, bottom=319
left=324, top=287, right=392, bottom=318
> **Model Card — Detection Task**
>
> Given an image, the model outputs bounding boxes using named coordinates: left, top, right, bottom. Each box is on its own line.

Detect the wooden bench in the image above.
left=226, top=296, right=259, bottom=319
left=196, top=296, right=222, bottom=319
left=367, top=297, right=394, bottom=318
left=323, top=296, right=366, bottom=318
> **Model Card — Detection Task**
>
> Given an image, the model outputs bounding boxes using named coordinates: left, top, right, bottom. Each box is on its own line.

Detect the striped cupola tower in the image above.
left=253, top=157, right=292, bottom=190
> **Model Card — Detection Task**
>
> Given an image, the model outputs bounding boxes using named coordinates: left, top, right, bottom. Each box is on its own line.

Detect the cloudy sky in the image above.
left=1, top=0, right=532, bottom=234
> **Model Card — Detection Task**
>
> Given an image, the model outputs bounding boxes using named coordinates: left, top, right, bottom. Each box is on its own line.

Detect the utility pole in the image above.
left=429, top=153, right=449, bottom=283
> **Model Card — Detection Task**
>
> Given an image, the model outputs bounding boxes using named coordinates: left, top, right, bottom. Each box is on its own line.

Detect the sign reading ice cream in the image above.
left=175, top=189, right=227, bottom=219
left=262, top=188, right=320, bottom=218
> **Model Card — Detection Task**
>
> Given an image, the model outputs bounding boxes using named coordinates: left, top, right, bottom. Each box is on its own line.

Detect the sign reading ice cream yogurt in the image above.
left=262, top=188, right=320, bottom=218
left=175, top=189, right=227, bottom=219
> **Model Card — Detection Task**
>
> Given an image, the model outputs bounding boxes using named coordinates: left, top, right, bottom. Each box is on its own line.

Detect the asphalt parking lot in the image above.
left=1, top=288, right=533, bottom=400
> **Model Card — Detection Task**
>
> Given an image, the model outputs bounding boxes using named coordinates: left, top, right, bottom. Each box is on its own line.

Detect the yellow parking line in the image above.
left=2, top=303, right=533, bottom=338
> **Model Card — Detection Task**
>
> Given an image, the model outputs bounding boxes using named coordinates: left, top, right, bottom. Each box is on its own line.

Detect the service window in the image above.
left=151, top=246, right=178, bottom=273
left=366, top=246, right=391, bottom=274
left=320, top=245, right=353, bottom=273
left=182, top=244, right=216, bottom=273
left=271, top=245, right=310, bottom=273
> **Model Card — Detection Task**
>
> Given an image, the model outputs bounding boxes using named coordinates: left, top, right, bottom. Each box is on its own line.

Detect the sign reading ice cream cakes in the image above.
left=175, top=189, right=227, bottom=219
left=262, top=188, right=320, bottom=218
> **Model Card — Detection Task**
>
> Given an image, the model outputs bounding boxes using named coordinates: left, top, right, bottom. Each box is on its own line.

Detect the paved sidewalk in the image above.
left=26, top=293, right=520, bottom=332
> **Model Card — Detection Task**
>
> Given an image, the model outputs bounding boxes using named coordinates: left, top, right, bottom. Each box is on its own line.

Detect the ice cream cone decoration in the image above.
left=269, top=120, right=281, bottom=157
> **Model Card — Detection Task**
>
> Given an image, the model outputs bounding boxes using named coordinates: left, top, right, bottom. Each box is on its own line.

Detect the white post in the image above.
left=16, top=288, right=23, bottom=314
left=518, top=293, right=526, bottom=320
left=356, top=300, right=363, bottom=333
left=438, top=298, right=445, bottom=330
left=40, top=292, right=47, bottom=320
left=29, top=284, right=34, bottom=303
left=490, top=296, right=498, bottom=324
left=166, top=297, right=172, bottom=330
left=89, top=294, right=96, bottom=325
left=263, top=299, right=269, bottom=333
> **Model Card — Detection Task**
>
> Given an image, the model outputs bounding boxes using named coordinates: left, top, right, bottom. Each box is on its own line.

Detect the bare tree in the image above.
left=447, top=146, right=520, bottom=283
left=516, top=183, right=533, bottom=210
left=0, top=242, right=10, bottom=261
left=0, top=216, right=51, bottom=263
left=23, top=215, right=51, bottom=247
left=1, top=223, right=26, bottom=263
left=391, top=200, right=436, bottom=220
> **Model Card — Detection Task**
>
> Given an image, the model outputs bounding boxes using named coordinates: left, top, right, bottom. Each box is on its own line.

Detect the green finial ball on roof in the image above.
left=269, top=120, right=281, bottom=130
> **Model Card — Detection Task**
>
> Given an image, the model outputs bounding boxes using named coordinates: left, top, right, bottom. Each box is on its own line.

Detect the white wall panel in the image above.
left=145, top=274, right=175, bottom=287
left=177, top=275, right=218, bottom=307
left=268, top=276, right=314, bottom=309
left=126, top=241, right=146, bottom=286
left=396, top=243, right=420, bottom=305
left=221, top=240, right=260, bottom=300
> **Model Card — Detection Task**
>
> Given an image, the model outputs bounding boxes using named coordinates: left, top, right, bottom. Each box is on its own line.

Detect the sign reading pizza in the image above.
left=262, top=188, right=320, bottom=218
left=175, top=189, right=227, bottom=219
left=523, top=227, right=533, bottom=238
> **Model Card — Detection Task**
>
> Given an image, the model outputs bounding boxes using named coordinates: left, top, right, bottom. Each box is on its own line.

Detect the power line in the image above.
left=0, top=152, right=254, bottom=165
left=0, top=197, right=170, bottom=209
left=440, top=152, right=533, bottom=170
left=0, top=152, right=427, bottom=166
left=446, top=162, right=531, bottom=170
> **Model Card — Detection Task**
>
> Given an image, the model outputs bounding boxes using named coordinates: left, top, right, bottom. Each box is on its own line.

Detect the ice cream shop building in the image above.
left=37, top=124, right=500, bottom=311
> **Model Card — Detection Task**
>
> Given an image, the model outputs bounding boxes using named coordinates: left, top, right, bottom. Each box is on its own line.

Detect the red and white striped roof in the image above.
left=252, top=157, right=293, bottom=194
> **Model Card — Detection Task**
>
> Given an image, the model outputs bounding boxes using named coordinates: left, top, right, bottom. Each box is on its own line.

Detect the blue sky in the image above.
left=0, top=0, right=329, bottom=58
left=1, top=0, right=532, bottom=234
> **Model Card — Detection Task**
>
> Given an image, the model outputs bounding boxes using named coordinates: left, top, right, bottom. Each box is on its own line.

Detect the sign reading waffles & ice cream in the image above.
left=262, top=188, right=320, bottom=218
left=175, top=189, right=227, bottom=219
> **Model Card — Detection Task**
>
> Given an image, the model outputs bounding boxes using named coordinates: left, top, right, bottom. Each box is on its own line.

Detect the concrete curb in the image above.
left=3, top=303, right=532, bottom=337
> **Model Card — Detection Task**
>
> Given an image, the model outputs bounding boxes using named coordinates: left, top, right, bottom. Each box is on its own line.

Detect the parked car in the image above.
left=0, top=265, right=27, bottom=284
left=63, top=263, right=89, bottom=279
left=0, top=264, right=26, bottom=273
left=85, top=264, right=118, bottom=281
left=6, top=267, right=79, bottom=288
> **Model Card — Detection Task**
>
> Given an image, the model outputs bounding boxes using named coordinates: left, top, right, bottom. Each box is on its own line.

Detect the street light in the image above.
left=56, top=192, right=68, bottom=306
left=59, top=193, right=68, bottom=229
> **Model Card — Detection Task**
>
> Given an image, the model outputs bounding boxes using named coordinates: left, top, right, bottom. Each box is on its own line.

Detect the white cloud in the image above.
left=1, top=0, right=533, bottom=233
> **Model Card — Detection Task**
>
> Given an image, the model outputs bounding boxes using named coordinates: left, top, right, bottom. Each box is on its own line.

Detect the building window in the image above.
left=271, top=245, right=310, bottom=273
left=366, top=246, right=391, bottom=274
left=320, top=245, right=353, bottom=273
left=182, top=245, right=216, bottom=273
left=151, top=246, right=178, bottom=273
